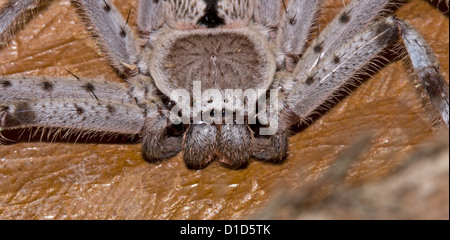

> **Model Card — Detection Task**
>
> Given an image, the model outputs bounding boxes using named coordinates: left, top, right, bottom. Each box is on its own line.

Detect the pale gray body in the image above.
left=0, top=0, right=448, bottom=169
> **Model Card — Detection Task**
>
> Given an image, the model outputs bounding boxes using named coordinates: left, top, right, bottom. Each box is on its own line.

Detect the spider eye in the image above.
left=164, top=101, right=175, bottom=109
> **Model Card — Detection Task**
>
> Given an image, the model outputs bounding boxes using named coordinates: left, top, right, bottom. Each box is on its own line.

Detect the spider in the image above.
left=0, top=0, right=448, bottom=170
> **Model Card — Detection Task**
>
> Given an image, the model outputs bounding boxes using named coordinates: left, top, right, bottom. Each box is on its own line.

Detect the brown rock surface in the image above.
left=0, top=0, right=448, bottom=219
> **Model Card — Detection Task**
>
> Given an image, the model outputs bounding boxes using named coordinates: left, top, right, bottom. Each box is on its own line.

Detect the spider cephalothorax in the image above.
left=149, top=25, right=279, bottom=168
left=0, top=0, right=448, bottom=169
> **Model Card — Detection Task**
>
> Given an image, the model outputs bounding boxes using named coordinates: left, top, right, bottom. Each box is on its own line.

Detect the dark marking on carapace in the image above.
left=421, top=70, right=448, bottom=101
left=120, top=27, right=127, bottom=37
left=106, top=104, right=116, bottom=114
left=42, top=81, right=54, bottom=91
left=333, top=56, right=340, bottom=64
left=305, top=75, right=315, bottom=85
left=339, top=12, right=351, bottom=23
left=15, top=102, right=36, bottom=124
left=313, top=43, right=323, bottom=53
left=1, top=80, right=12, bottom=87
left=83, top=83, right=99, bottom=100
left=197, top=0, right=225, bottom=28
left=75, top=105, right=85, bottom=115
left=83, top=83, right=95, bottom=92
left=376, top=21, right=392, bottom=35
left=103, top=0, right=111, bottom=12
left=374, top=20, right=399, bottom=46
left=289, top=17, right=297, bottom=25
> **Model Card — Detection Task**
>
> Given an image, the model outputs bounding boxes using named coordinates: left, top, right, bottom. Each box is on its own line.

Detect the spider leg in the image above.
left=69, top=0, right=187, bottom=162
left=137, top=0, right=165, bottom=48
left=164, top=0, right=207, bottom=30
left=216, top=0, right=254, bottom=27
left=121, top=73, right=183, bottom=162
left=276, top=0, right=321, bottom=71
left=397, top=19, right=449, bottom=126
left=217, top=124, right=254, bottom=169
left=253, top=133, right=288, bottom=163
left=71, top=0, right=140, bottom=75
left=0, top=0, right=43, bottom=47
left=285, top=15, right=449, bottom=127
left=0, top=75, right=132, bottom=103
left=294, top=0, right=392, bottom=81
left=253, top=0, right=281, bottom=40
left=72, top=1, right=184, bottom=158
left=182, top=124, right=219, bottom=169
left=0, top=75, right=144, bottom=136
left=285, top=17, right=400, bottom=123
left=141, top=110, right=182, bottom=163
left=252, top=87, right=290, bottom=162
left=1, top=98, right=145, bottom=136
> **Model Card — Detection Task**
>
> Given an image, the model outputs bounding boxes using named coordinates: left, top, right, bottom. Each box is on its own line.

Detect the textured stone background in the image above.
left=0, top=0, right=448, bottom=219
